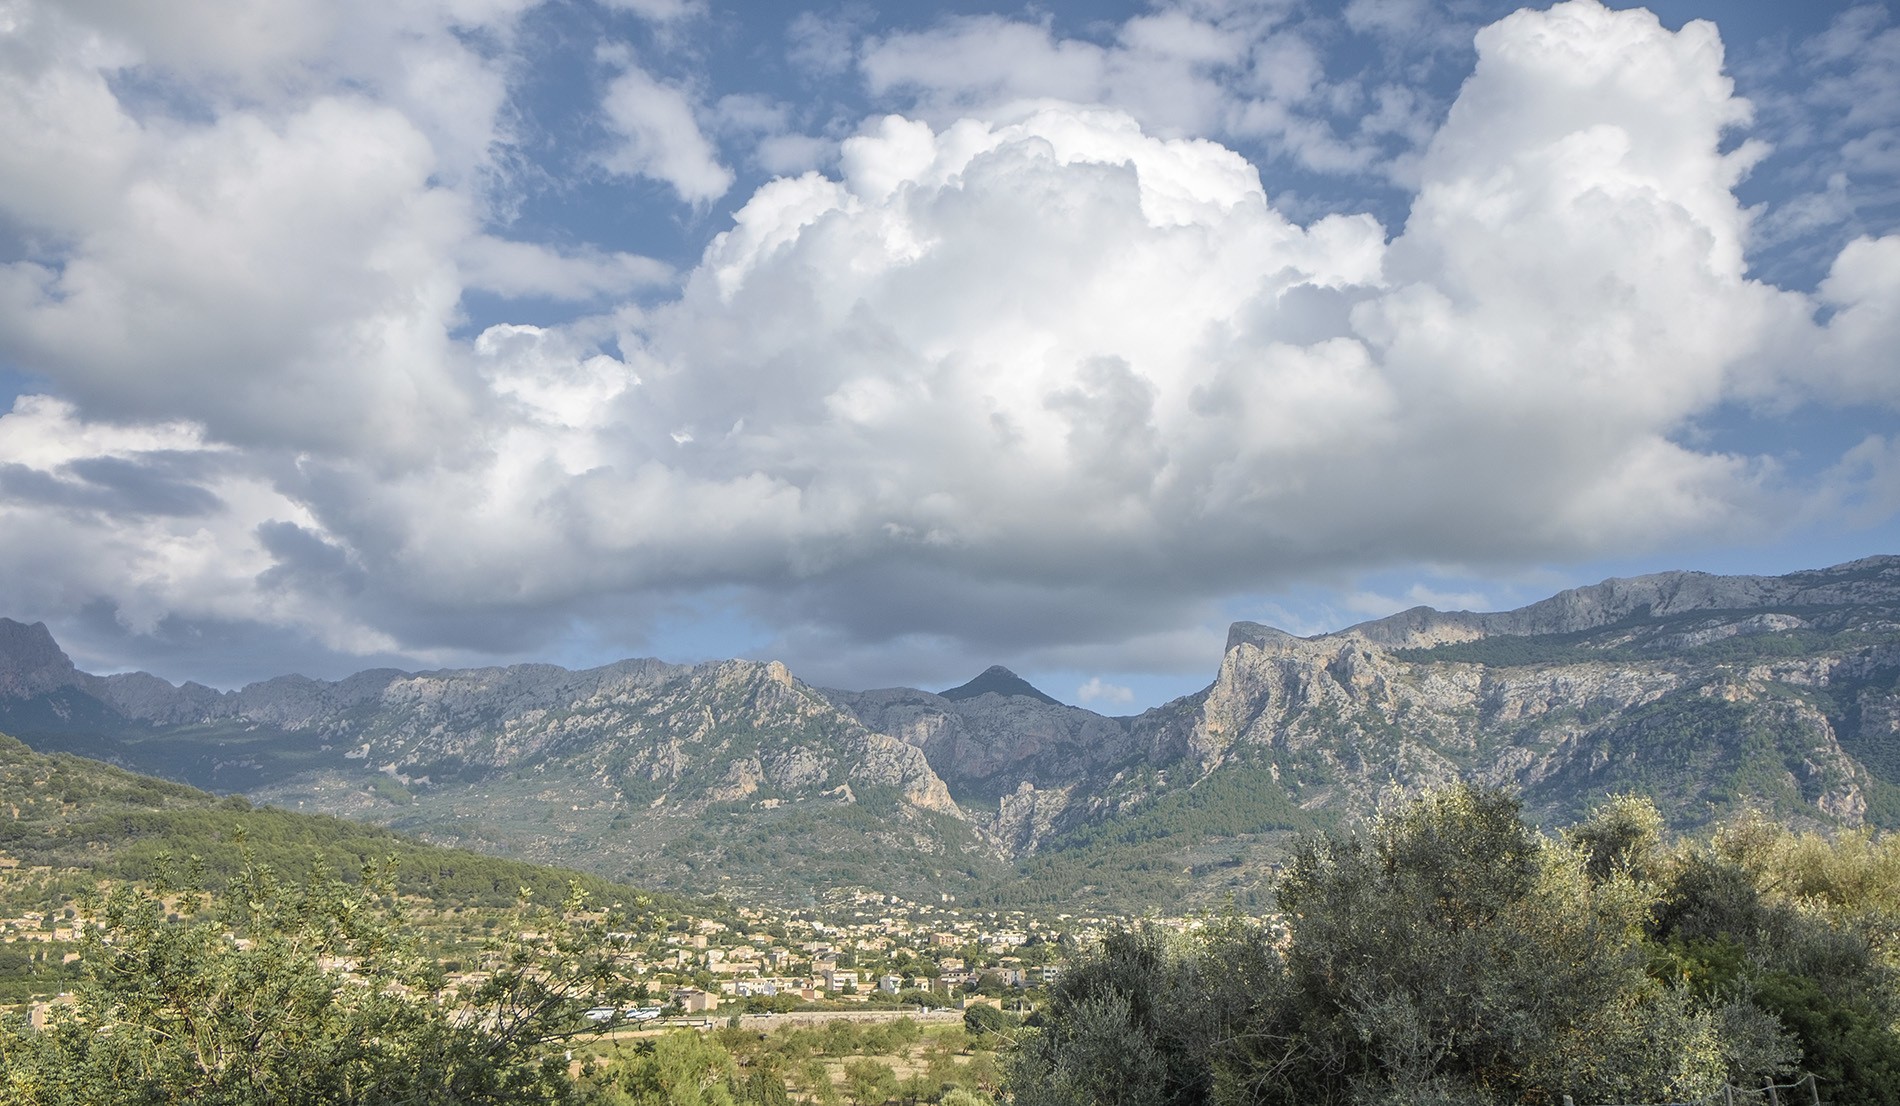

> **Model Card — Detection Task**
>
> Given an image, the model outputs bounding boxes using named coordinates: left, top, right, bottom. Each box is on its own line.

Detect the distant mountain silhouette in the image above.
left=939, top=665, right=1062, bottom=706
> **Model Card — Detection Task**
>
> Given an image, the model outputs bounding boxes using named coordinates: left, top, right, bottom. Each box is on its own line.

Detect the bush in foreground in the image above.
left=1008, top=786, right=1896, bottom=1106
left=0, top=854, right=634, bottom=1106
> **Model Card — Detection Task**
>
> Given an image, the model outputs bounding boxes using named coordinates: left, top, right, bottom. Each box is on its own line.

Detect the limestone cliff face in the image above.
left=217, top=655, right=975, bottom=902
left=0, top=620, right=84, bottom=698
left=992, top=781, right=1082, bottom=854
left=0, top=629, right=970, bottom=879
left=1177, top=629, right=1880, bottom=828
left=237, top=656, right=967, bottom=821
left=827, top=665, right=1196, bottom=858
left=825, top=677, right=1141, bottom=802
left=0, top=620, right=241, bottom=725
left=934, top=558, right=1900, bottom=854
left=1330, top=555, right=1900, bottom=648
left=1117, top=557, right=1900, bottom=833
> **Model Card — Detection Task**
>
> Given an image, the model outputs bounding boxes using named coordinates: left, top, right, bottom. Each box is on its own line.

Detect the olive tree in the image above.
left=1263, top=785, right=1726, bottom=1106
left=0, top=853, right=634, bottom=1105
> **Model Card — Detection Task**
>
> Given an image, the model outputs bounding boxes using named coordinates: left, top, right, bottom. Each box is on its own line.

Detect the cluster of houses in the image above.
left=5, top=861, right=1226, bottom=1027
left=598, top=898, right=1124, bottom=1014
left=0, top=905, right=80, bottom=969
left=0, top=910, right=78, bottom=946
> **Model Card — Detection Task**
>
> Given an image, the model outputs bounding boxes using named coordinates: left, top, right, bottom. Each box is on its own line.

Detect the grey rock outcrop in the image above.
left=827, top=681, right=1141, bottom=805
left=1337, top=555, right=1900, bottom=648
left=0, top=620, right=84, bottom=698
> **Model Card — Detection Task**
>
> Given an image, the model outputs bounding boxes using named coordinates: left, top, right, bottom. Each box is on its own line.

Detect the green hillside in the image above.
left=0, top=732, right=699, bottom=1003
left=0, top=733, right=683, bottom=907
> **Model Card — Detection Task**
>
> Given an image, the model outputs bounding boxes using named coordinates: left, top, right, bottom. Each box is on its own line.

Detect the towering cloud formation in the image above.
left=0, top=0, right=1892, bottom=684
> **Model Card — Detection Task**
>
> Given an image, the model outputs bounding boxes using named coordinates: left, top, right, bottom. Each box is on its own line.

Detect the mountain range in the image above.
left=3, top=555, right=1897, bottom=910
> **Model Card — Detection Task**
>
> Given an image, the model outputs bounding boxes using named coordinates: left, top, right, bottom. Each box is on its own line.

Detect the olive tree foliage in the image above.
left=841, top=1058, right=898, bottom=1106
left=1648, top=812, right=1900, bottom=1105
left=590, top=1030, right=758, bottom=1106
left=1259, top=786, right=1733, bottom=1106
left=1008, top=786, right=1823, bottom=1106
left=1563, top=792, right=1666, bottom=883
left=0, top=853, right=638, bottom=1106
left=1004, top=921, right=1280, bottom=1106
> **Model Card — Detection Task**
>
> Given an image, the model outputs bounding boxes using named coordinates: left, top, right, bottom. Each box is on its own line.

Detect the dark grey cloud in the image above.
left=63, top=600, right=434, bottom=690
left=0, top=456, right=224, bottom=517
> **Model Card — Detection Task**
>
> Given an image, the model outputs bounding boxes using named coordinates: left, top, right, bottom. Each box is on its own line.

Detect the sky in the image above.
left=0, top=0, right=1896, bottom=711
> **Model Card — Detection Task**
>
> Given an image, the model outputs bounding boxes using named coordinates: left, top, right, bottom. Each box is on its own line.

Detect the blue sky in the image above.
left=0, top=0, right=1895, bottom=710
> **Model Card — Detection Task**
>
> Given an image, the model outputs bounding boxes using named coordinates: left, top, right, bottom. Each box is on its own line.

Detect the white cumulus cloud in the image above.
left=1077, top=677, right=1137, bottom=706
left=0, top=0, right=1895, bottom=690
left=600, top=64, right=735, bottom=204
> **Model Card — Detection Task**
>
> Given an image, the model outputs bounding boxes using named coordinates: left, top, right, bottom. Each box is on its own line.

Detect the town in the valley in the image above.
left=0, top=855, right=1214, bottom=1029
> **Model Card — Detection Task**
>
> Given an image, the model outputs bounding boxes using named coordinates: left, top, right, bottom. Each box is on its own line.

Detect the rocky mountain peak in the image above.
left=940, top=665, right=1062, bottom=706
left=1225, top=621, right=1302, bottom=652
left=1220, top=556, right=1900, bottom=656
left=0, top=618, right=83, bottom=698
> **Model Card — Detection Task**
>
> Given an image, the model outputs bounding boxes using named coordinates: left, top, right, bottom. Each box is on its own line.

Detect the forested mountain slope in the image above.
left=0, top=732, right=681, bottom=912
